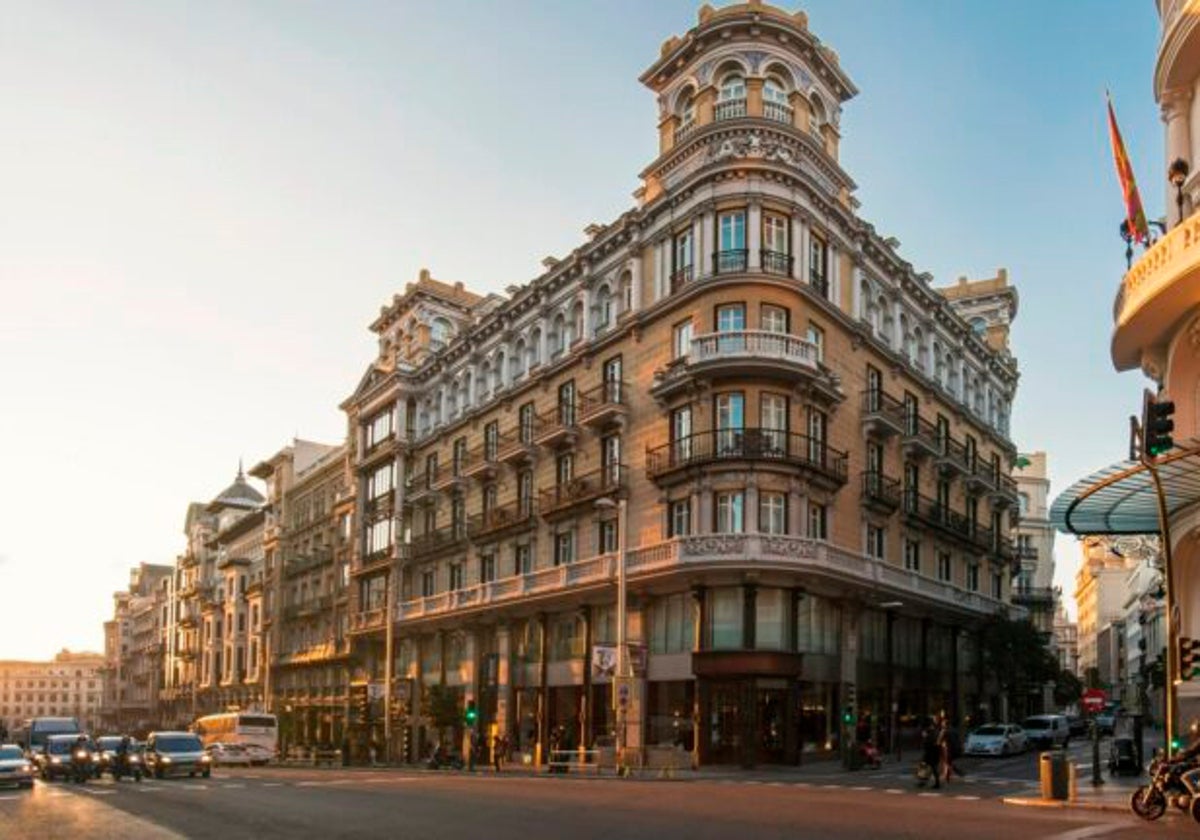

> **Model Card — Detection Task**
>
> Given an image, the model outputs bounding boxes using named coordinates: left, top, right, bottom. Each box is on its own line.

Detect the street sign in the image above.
left=1082, top=688, right=1107, bottom=712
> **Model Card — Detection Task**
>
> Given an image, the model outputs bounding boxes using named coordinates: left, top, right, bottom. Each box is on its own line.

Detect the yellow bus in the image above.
left=192, top=712, right=277, bottom=765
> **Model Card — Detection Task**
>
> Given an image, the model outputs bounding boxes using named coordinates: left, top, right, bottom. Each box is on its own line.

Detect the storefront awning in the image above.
left=1050, top=445, right=1200, bottom=535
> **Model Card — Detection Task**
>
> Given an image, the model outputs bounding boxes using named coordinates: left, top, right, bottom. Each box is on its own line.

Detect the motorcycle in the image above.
left=1131, top=753, right=1192, bottom=821
left=109, top=752, right=143, bottom=782
left=70, top=748, right=91, bottom=785
left=426, top=746, right=464, bottom=771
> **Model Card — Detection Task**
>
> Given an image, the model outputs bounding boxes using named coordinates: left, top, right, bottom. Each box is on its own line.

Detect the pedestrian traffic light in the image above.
left=1143, top=393, right=1176, bottom=458
left=464, top=700, right=478, bottom=726
left=842, top=705, right=854, bottom=725
left=1180, top=637, right=1198, bottom=681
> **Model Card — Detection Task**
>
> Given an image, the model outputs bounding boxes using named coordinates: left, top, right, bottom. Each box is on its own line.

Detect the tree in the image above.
left=421, top=684, right=461, bottom=746
left=1054, top=669, right=1083, bottom=708
left=979, top=615, right=1060, bottom=716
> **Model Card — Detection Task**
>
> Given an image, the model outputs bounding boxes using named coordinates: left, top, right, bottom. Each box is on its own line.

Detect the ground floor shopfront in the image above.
left=356, top=580, right=1003, bottom=768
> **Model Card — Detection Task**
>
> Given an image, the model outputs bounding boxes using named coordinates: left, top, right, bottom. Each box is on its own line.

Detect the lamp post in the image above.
left=595, top=496, right=629, bottom=774
left=1170, top=158, right=1190, bottom=225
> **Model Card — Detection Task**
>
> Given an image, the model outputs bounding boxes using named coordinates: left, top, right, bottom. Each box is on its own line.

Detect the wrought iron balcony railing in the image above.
left=646, top=429, right=847, bottom=486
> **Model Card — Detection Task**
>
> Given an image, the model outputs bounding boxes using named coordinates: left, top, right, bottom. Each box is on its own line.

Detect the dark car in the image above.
left=1067, top=716, right=1088, bottom=737
left=35, top=735, right=93, bottom=781
left=143, top=732, right=211, bottom=779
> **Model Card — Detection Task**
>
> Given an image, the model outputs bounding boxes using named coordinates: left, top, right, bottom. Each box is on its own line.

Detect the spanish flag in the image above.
left=1107, top=93, right=1150, bottom=244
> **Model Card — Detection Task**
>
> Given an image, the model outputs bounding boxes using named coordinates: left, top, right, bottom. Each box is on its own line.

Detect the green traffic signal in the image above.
left=464, top=701, right=478, bottom=725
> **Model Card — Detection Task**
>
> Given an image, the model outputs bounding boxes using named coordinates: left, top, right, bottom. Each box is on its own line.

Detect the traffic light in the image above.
left=842, top=683, right=857, bottom=725
left=1180, top=637, right=1198, bottom=681
left=842, top=705, right=854, bottom=725
left=1143, top=393, right=1176, bottom=458
left=464, top=700, right=478, bottom=727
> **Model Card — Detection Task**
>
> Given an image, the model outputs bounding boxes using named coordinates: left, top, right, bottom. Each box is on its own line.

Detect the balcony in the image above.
left=359, top=433, right=401, bottom=470
left=431, top=462, right=466, bottom=493
left=461, top=437, right=502, bottom=481
left=348, top=608, right=387, bottom=635
left=1012, top=585, right=1057, bottom=607
left=363, top=489, right=395, bottom=518
left=965, top=459, right=999, bottom=493
left=354, top=545, right=394, bottom=577
left=712, top=248, right=749, bottom=275
left=539, top=465, right=627, bottom=520
left=1112, top=209, right=1200, bottom=370
left=860, top=470, right=901, bottom=514
left=533, top=403, right=579, bottom=449
left=761, top=249, right=793, bottom=276
left=993, top=472, right=1019, bottom=505
left=714, top=97, right=747, bottom=121
left=935, top=434, right=972, bottom=477
left=405, top=472, right=437, bottom=504
left=578, top=380, right=628, bottom=429
left=903, top=490, right=978, bottom=548
left=860, top=390, right=906, bottom=438
left=393, top=535, right=1010, bottom=625
left=669, top=265, right=694, bottom=293
left=410, top=523, right=469, bottom=561
left=901, top=412, right=943, bottom=460
left=653, top=331, right=822, bottom=400
left=673, top=119, right=697, bottom=145
left=469, top=499, right=538, bottom=541
left=496, top=424, right=537, bottom=466
left=763, top=100, right=794, bottom=125
left=1015, top=544, right=1039, bottom=569
left=646, top=429, right=848, bottom=490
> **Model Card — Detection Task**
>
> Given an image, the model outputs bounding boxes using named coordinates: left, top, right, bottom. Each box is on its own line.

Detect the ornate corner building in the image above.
left=340, top=2, right=1023, bottom=768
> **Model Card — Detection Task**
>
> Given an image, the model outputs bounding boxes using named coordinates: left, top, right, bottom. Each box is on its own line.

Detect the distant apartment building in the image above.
left=1075, top=536, right=1141, bottom=678
left=1053, top=604, right=1079, bottom=677
left=1012, top=452, right=1058, bottom=637
left=0, top=650, right=105, bottom=734
left=101, top=563, right=173, bottom=732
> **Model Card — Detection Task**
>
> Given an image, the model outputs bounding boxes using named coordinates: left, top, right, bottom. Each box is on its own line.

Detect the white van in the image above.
left=1022, top=714, right=1071, bottom=749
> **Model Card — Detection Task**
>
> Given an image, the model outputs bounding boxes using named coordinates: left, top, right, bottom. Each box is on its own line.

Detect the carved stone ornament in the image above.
left=761, top=537, right=817, bottom=558
left=681, top=535, right=747, bottom=556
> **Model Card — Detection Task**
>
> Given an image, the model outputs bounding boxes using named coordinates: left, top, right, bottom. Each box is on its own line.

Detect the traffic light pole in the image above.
left=1145, top=458, right=1177, bottom=757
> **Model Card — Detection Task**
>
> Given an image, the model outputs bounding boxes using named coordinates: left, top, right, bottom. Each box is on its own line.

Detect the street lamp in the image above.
left=1169, top=157, right=1190, bottom=225
left=595, top=495, right=629, bottom=774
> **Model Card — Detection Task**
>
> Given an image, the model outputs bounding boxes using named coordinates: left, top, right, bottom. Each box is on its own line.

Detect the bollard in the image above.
left=1091, top=720, right=1104, bottom=787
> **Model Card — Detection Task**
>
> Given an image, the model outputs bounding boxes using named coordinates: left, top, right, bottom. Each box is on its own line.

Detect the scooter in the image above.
left=426, top=746, right=465, bottom=771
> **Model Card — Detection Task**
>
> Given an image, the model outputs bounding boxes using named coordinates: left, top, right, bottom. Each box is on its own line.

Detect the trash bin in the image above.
left=1039, top=750, right=1070, bottom=801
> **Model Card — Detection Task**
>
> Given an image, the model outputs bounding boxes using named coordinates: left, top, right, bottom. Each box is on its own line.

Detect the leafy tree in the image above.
left=1054, top=669, right=1083, bottom=708
left=421, top=684, right=461, bottom=745
left=979, top=614, right=1060, bottom=715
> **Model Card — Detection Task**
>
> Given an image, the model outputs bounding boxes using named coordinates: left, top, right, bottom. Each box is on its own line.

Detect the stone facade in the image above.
left=0, top=651, right=105, bottom=736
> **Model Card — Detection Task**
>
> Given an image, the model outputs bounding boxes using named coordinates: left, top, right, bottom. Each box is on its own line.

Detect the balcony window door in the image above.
left=937, top=552, right=952, bottom=582
left=558, top=380, right=576, bottom=426
left=807, top=407, right=827, bottom=466
left=715, top=491, right=744, bottom=534
left=717, top=212, right=747, bottom=273
left=903, top=539, right=920, bottom=573
left=867, top=442, right=884, bottom=497
left=519, top=402, right=535, bottom=443
left=806, top=322, right=825, bottom=363
left=671, top=406, right=693, bottom=465
left=866, top=365, right=883, bottom=412
left=602, top=355, right=622, bottom=403
left=759, top=492, right=787, bottom=535
left=936, top=480, right=951, bottom=525
left=599, top=519, right=618, bottom=554
left=420, top=569, right=435, bottom=598
left=668, top=499, right=691, bottom=537
left=480, top=554, right=496, bottom=584
left=715, top=393, right=744, bottom=455
left=515, top=544, right=532, bottom=576
left=760, top=393, right=788, bottom=454
left=601, top=434, right=622, bottom=486
left=482, top=484, right=498, bottom=518
left=716, top=303, right=746, bottom=353
left=903, top=392, right=919, bottom=436
left=760, top=304, right=789, bottom=335
left=484, top=421, right=499, bottom=461
left=762, top=213, right=790, bottom=274
left=451, top=495, right=466, bottom=537
left=808, top=503, right=828, bottom=540
left=425, top=453, right=438, bottom=488
left=672, top=230, right=694, bottom=289
left=936, top=415, right=950, bottom=453
left=518, top=470, right=533, bottom=516
left=453, top=437, right=468, bottom=475
left=809, top=234, right=829, bottom=297
left=554, top=531, right=575, bottom=567
left=904, top=463, right=919, bottom=511
left=672, top=319, right=693, bottom=360
left=556, top=452, right=574, bottom=487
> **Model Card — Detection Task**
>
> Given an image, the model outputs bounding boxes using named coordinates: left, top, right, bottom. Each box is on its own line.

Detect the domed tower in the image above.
left=639, top=2, right=856, bottom=209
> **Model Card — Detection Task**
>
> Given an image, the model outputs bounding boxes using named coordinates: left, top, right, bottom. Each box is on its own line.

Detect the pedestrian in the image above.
left=492, top=732, right=504, bottom=772
left=921, top=723, right=941, bottom=789
left=937, top=718, right=964, bottom=785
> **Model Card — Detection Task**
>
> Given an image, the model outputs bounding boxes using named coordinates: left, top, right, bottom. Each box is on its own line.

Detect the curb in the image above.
left=1001, top=796, right=1129, bottom=813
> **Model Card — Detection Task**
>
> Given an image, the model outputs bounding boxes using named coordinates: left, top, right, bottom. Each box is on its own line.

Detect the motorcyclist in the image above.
left=72, top=735, right=91, bottom=782
left=1170, top=720, right=1200, bottom=797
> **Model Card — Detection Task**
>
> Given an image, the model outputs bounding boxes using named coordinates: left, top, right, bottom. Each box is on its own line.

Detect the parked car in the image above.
left=965, top=724, right=1027, bottom=756
left=1067, top=716, right=1088, bottom=737
left=1023, top=715, right=1071, bottom=749
left=144, top=732, right=211, bottom=779
left=206, top=742, right=252, bottom=766
left=0, top=744, right=35, bottom=789
left=1094, top=712, right=1116, bottom=736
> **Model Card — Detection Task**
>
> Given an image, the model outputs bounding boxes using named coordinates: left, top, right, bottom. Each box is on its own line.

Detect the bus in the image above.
left=192, top=712, right=277, bottom=765
left=11, top=717, right=81, bottom=754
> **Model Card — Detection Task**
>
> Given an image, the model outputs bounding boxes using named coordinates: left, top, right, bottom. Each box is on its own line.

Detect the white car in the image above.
left=0, top=744, right=35, bottom=789
left=205, top=743, right=252, bottom=766
left=965, top=724, right=1027, bottom=756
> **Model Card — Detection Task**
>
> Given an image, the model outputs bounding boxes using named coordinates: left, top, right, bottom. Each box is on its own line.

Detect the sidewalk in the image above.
left=1002, top=773, right=1142, bottom=813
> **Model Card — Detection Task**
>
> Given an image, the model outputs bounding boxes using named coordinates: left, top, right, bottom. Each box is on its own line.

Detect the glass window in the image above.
left=761, top=304, right=788, bottom=334
left=515, top=544, right=532, bottom=576
left=758, top=492, right=787, bottom=535
left=519, top=402, right=535, bottom=443
left=808, top=234, right=828, bottom=294
left=668, top=499, right=691, bottom=537
left=448, top=564, right=461, bottom=592
left=796, top=594, right=841, bottom=655
left=763, top=214, right=789, bottom=254
left=719, top=73, right=745, bottom=101
left=599, top=518, right=618, bottom=554
left=420, top=569, right=435, bottom=598
left=716, top=304, right=745, bottom=333
left=556, top=453, right=574, bottom=486
left=554, top=531, right=575, bottom=566
left=651, top=594, right=694, bottom=654
left=670, top=406, right=692, bottom=463
left=715, top=492, right=744, bottom=533
left=672, top=319, right=693, bottom=359
left=866, top=525, right=885, bottom=559
left=760, top=393, right=788, bottom=451
left=718, top=212, right=746, bottom=251
left=715, top=393, right=744, bottom=450
left=707, top=587, right=744, bottom=649
left=674, top=229, right=693, bottom=271
left=967, top=563, right=980, bottom=592
left=903, top=539, right=920, bottom=573
left=480, top=553, right=496, bottom=584
left=808, top=503, right=827, bottom=540
left=755, top=588, right=786, bottom=650
left=937, top=552, right=952, bottom=582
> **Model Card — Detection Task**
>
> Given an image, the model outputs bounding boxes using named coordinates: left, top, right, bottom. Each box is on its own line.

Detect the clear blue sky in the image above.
left=0, top=1, right=1162, bottom=659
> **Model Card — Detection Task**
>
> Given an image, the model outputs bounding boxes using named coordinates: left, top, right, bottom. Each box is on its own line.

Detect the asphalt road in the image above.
left=0, top=759, right=1173, bottom=840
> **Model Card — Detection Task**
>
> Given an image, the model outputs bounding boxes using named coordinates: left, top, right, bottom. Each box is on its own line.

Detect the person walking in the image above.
left=937, top=717, right=965, bottom=785
left=921, top=723, right=941, bottom=789
left=491, top=731, right=504, bottom=773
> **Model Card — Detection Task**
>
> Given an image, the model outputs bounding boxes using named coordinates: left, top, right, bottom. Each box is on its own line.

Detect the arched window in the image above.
left=529, top=327, right=543, bottom=366
left=620, top=271, right=633, bottom=314
left=595, top=285, right=613, bottom=332
left=431, top=317, right=452, bottom=347
left=763, top=76, right=791, bottom=124
left=809, top=94, right=827, bottom=134
left=878, top=297, right=893, bottom=342
left=914, top=327, right=928, bottom=373
left=569, top=301, right=583, bottom=345
left=716, top=72, right=747, bottom=120
left=933, top=342, right=946, bottom=385
left=492, top=352, right=505, bottom=392
left=479, top=360, right=492, bottom=397
left=677, top=86, right=697, bottom=132
left=551, top=314, right=566, bottom=356
left=512, top=340, right=527, bottom=380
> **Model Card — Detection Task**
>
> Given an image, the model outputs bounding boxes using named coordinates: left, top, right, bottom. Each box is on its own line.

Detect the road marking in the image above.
left=820, top=784, right=842, bottom=789
left=955, top=795, right=980, bottom=801
left=851, top=786, right=871, bottom=791
left=0, top=795, right=22, bottom=801
left=1044, top=824, right=1129, bottom=840
left=263, top=782, right=284, bottom=787
left=222, top=783, right=246, bottom=788
left=917, top=792, right=941, bottom=798
left=884, top=788, right=904, bottom=794
left=792, top=782, right=810, bottom=788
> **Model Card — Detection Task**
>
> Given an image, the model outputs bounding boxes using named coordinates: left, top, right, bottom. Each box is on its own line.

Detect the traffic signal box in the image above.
left=464, top=700, right=478, bottom=727
left=350, top=683, right=371, bottom=723
left=1181, top=637, right=1199, bottom=681
left=1142, top=392, right=1176, bottom=459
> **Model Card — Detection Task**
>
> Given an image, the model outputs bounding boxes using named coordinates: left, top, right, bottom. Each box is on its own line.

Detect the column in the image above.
left=461, top=629, right=478, bottom=762
left=580, top=606, right=592, bottom=749
left=496, top=624, right=512, bottom=740
left=1163, top=87, right=1194, bottom=226
left=692, top=215, right=705, bottom=278
left=627, top=601, right=648, bottom=764
left=891, top=299, right=903, bottom=353
left=748, top=201, right=762, bottom=270
left=850, top=264, right=862, bottom=321
left=628, top=252, right=642, bottom=312
left=654, top=239, right=666, bottom=302
left=690, top=586, right=707, bottom=769
left=743, top=585, right=758, bottom=651
left=745, top=476, right=759, bottom=534
left=829, top=244, right=841, bottom=308
left=580, top=291, right=593, bottom=341
left=697, top=481, right=713, bottom=534
left=395, top=398, right=408, bottom=444
left=537, top=613, right=549, bottom=766
left=792, top=216, right=807, bottom=282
